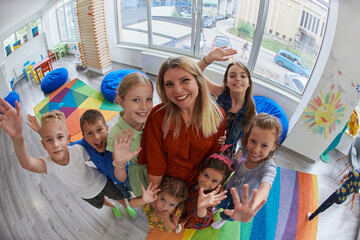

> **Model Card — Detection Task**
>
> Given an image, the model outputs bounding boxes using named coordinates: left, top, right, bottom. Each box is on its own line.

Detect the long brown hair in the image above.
left=223, top=62, right=256, bottom=129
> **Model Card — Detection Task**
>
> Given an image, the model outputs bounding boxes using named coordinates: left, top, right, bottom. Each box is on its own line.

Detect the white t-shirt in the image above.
left=43, top=144, right=107, bottom=199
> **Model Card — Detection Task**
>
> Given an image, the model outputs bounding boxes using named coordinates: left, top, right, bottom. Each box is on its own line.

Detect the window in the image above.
left=2, top=17, right=43, bottom=56
left=115, top=0, right=329, bottom=95
left=57, top=0, right=78, bottom=42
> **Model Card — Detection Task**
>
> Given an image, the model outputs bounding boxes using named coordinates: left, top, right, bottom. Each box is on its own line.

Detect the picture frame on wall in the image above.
left=5, top=45, right=12, bottom=56
left=32, top=26, right=39, bottom=37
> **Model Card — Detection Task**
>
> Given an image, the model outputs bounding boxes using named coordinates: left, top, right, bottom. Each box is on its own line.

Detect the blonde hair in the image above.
left=116, top=72, right=153, bottom=101
left=40, top=110, right=68, bottom=138
left=157, top=56, right=224, bottom=138
left=241, top=113, right=282, bottom=158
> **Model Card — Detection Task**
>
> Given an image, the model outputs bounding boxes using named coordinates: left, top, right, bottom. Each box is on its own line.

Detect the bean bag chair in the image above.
left=4, top=91, right=20, bottom=108
left=101, top=69, right=148, bottom=103
left=254, top=96, right=288, bottom=143
left=41, top=68, right=68, bottom=94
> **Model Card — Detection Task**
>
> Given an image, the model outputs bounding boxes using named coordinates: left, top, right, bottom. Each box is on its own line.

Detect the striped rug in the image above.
left=146, top=166, right=318, bottom=240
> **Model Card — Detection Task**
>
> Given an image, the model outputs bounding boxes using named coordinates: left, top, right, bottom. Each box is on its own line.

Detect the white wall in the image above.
left=283, top=0, right=360, bottom=160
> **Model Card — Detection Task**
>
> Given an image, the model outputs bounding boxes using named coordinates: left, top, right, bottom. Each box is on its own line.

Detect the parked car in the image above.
left=216, top=14, right=226, bottom=20
left=203, top=17, right=216, bottom=28
left=212, top=35, right=232, bottom=50
left=284, top=72, right=308, bottom=94
left=274, top=49, right=311, bottom=77
left=183, top=33, right=205, bottom=51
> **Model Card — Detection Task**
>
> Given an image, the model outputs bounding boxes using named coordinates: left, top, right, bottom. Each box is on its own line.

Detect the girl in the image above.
left=180, top=150, right=231, bottom=230
left=211, top=113, right=281, bottom=229
left=106, top=71, right=154, bottom=198
left=198, top=47, right=257, bottom=157
left=130, top=176, right=189, bottom=232
left=138, top=57, right=226, bottom=187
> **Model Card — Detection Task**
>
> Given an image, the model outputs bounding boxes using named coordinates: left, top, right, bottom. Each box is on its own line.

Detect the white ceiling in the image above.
left=0, top=0, right=56, bottom=37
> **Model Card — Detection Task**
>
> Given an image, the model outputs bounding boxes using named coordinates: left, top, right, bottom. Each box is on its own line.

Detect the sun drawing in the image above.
left=302, top=84, right=347, bottom=139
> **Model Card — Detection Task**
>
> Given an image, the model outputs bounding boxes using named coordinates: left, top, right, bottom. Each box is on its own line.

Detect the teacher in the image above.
left=138, top=57, right=226, bottom=187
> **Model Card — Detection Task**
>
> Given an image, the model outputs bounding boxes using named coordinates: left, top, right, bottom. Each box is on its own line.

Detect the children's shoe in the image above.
left=125, top=206, right=137, bottom=220
left=175, top=224, right=182, bottom=234
left=113, top=205, right=122, bottom=218
left=211, top=219, right=226, bottom=229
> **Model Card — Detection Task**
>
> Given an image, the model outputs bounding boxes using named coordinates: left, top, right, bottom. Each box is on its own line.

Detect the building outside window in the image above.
left=116, top=0, right=329, bottom=95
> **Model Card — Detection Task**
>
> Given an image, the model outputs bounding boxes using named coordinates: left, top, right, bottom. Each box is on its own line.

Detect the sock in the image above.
left=125, top=205, right=137, bottom=219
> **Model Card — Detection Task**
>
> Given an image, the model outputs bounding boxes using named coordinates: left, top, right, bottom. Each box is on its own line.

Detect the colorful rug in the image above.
left=33, top=78, right=122, bottom=141
left=146, top=167, right=319, bottom=240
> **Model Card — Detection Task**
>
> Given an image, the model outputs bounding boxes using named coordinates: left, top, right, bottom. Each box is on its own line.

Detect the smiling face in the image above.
left=163, top=67, right=199, bottom=113
left=117, top=83, right=153, bottom=131
left=154, top=192, right=181, bottom=213
left=225, top=64, right=250, bottom=95
left=82, top=119, right=108, bottom=153
left=246, top=126, right=277, bottom=165
left=41, top=121, right=71, bottom=165
left=197, top=167, right=224, bottom=191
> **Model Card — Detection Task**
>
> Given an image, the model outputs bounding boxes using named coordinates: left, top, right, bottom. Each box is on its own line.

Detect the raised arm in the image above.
left=129, top=183, right=160, bottom=208
left=223, top=184, right=266, bottom=223
left=26, top=114, right=41, bottom=136
left=197, top=47, right=237, bottom=98
left=112, top=129, right=142, bottom=182
left=0, top=99, right=46, bottom=173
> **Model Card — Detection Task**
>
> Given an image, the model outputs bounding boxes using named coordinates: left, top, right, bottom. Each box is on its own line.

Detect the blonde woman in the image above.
left=138, top=57, right=226, bottom=187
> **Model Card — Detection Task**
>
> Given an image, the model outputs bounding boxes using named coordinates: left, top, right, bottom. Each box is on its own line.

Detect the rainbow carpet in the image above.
left=33, top=78, right=122, bottom=141
left=147, top=167, right=319, bottom=240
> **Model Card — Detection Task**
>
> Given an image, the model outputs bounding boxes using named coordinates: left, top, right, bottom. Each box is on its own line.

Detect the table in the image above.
left=33, top=57, right=53, bottom=81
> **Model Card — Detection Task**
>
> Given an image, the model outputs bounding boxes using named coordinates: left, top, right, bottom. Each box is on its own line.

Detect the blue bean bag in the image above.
left=101, top=69, right=148, bottom=103
left=4, top=91, right=20, bottom=108
left=254, top=96, right=288, bottom=143
left=41, top=68, right=68, bottom=94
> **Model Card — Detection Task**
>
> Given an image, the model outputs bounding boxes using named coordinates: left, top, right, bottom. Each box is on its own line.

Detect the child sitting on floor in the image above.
left=180, top=150, right=231, bottom=230
left=129, top=176, right=188, bottom=233
left=0, top=99, right=125, bottom=214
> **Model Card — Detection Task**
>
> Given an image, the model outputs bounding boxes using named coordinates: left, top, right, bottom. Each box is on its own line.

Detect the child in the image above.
left=129, top=176, right=189, bottom=232
left=199, top=47, right=257, bottom=157
left=211, top=113, right=281, bottom=229
left=308, top=169, right=360, bottom=221
left=106, top=72, right=153, bottom=197
left=0, top=100, right=125, bottom=214
left=26, top=109, right=139, bottom=219
left=241, top=42, right=249, bottom=60
left=180, top=150, right=231, bottom=230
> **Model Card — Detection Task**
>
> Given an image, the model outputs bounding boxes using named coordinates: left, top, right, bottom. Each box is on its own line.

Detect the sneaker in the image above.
left=175, top=224, right=182, bottom=234
left=307, top=212, right=312, bottom=221
left=125, top=206, right=137, bottom=220
left=112, top=205, right=122, bottom=218
left=212, top=207, right=220, bottom=214
left=211, top=219, right=226, bottom=229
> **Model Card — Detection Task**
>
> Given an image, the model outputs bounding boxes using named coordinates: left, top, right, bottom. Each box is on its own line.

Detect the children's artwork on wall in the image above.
left=23, top=35, right=28, bottom=43
left=12, top=40, right=21, bottom=51
left=32, top=26, right=39, bottom=37
left=302, top=84, right=348, bottom=139
left=5, top=45, right=12, bottom=56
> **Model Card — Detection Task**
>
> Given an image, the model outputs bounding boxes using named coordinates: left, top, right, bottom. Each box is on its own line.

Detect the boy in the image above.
left=26, top=109, right=138, bottom=219
left=0, top=99, right=125, bottom=215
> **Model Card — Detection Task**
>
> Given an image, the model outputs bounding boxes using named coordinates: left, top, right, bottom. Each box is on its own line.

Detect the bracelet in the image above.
left=203, top=56, right=210, bottom=65
left=112, top=161, right=127, bottom=169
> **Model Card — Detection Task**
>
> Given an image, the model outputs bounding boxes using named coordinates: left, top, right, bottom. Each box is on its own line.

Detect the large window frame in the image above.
left=56, top=0, right=78, bottom=42
left=115, top=0, right=330, bottom=96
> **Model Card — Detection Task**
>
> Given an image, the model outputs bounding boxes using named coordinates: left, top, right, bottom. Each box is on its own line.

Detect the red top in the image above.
left=138, top=103, right=226, bottom=185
